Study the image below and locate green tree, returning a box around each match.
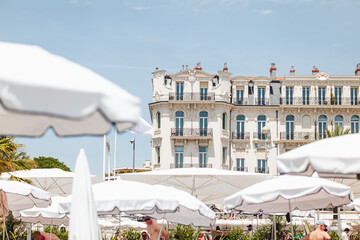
[319,125,350,139]
[34,156,71,172]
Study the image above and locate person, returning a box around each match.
[143,216,169,240]
[341,228,350,240]
[34,231,60,240]
[141,231,149,240]
[33,231,45,240]
[309,220,331,240]
[247,224,253,236]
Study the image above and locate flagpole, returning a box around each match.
[113,127,117,178]
[102,135,106,181]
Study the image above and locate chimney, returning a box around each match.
[312,66,319,75]
[355,63,360,76]
[290,66,295,75]
[270,63,276,78]
[195,62,202,70]
[223,62,228,72]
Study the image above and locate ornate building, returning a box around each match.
[149,63,360,175]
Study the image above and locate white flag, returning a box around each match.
[105,136,111,156]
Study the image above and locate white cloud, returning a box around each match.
[254,9,274,15]
[131,6,150,11]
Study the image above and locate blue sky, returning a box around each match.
[1,0,359,178]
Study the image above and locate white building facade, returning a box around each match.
[149,63,360,175]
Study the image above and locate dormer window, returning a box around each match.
[164,75,172,86]
[212,75,219,86]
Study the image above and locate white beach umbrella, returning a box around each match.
[59,179,216,227]
[0,41,141,136]
[119,168,272,204]
[68,149,101,240]
[0,168,102,196]
[277,133,360,178]
[13,196,68,226]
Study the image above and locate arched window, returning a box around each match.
[351,115,359,133]
[199,111,208,136]
[334,115,343,128]
[302,115,311,129]
[257,115,266,139]
[175,111,184,136]
[236,115,245,139]
[222,113,227,130]
[156,112,161,129]
[286,115,295,140]
[318,115,327,139]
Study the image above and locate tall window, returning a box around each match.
[302,115,311,129]
[156,112,161,129]
[236,115,245,139]
[318,115,327,139]
[257,115,266,139]
[258,87,265,105]
[334,87,342,105]
[176,82,184,100]
[334,115,343,128]
[175,146,183,168]
[257,159,267,173]
[222,147,227,165]
[199,111,208,136]
[236,88,244,103]
[156,147,160,164]
[351,88,358,105]
[302,87,310,105]
[199,147,208,168]
[222,113,227,130]
[351,115,359,133]
[318,87,326,105]
[236,158,245,171]
[200,82,208,100]
[175,111,184,136]
[286,115,295,140]
[286,87,293,105]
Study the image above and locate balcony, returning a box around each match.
[280,97,360,106]
[255,167,269,174]
[235,167,248,172]
[169,92,215,101]
[280,132,315,142]
[253,132,271,140]
[234,99,249,105]
[170,163,213,169]
[231,132,250,140]
[254,98,270,106]
[170,128,213,139]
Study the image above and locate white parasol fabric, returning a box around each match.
[0,41,141,136]
[13,196,68,225]
[277,133,360,178]
[119,168,272,204]
[224,175,353,213]
[128,117,154,137]
[0,180,51,211]
[68,149,101,240]
[0,168,102,196]
[59,179,216,227]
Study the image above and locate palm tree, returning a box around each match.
[319,125,350,139]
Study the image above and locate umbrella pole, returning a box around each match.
[2,216,5,240]
[118,215,121,240]
[273,214,276,240]
[50,225,52,240]
[26,223,31,240]
[157,218,165,240]
[256,214,259,240]
[288,200,294,240]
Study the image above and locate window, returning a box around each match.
[222,113,227,130]
[199,111,208,136]
[257,115,266,139]
[236,115,245,139]
[334,115,343,128]
[156,112,161,129]
[302,87,310,105]
[236,88,244,103]
[258,87,266,105]
[156,147,160,164]
[334,87,342,105]
[302,115,311,129]
[286,87,293,105]
[175,146,183,168]
[176,82,184,100]
[318,115,327,139]
[200,82,208,100]
[351,115,359,133]
[199,147,208,168]
[318,87,326,104]
[222,147,227,165]
[286,115,295,140]
[257,159,267,173]
[351,88,358,105]
[236,158,245,171]
[175,111,184,136]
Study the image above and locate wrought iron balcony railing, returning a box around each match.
[169,92,215,101]
[253,132,271,140]
[170,163,213,169]
[280,132,315,141]
[280,97,360,106]
[234,99,249,105]
[255,167,269,174]
[170,128,213,137]
[254,98,270,105]
[235,167,248,172]
[231,132,250,140]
